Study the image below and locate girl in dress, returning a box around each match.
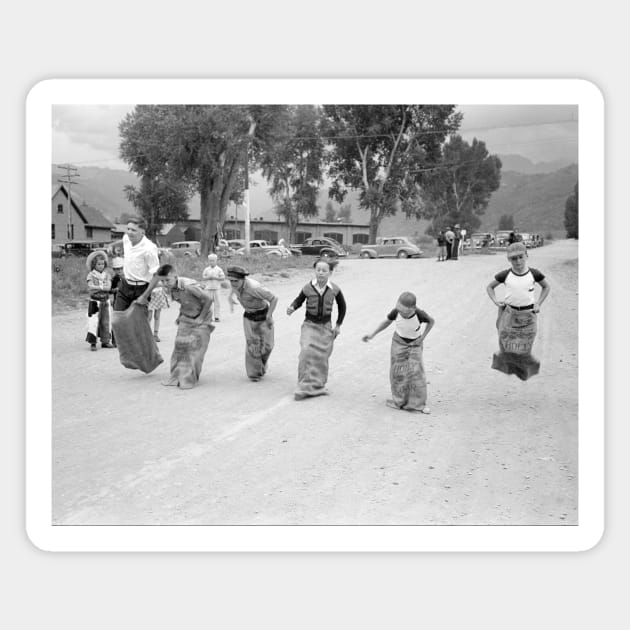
[85,251,114,351]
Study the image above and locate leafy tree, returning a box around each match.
[323,105,461,242]
[420,135,502,235]
[123,174,189,241]
[338,202,353,223]
[564,182,578,238]
[498,213,515,230]
[261,105,324,243]
[324,200,337,222]
[119,105,287,255]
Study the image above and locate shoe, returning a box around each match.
[90,344,97,351]
[153,334,161,342]
[420,407,431,414]
[101,342,114,348]
[214,318,220,322]
[385,399,401,410]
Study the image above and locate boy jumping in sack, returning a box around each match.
[486,242,551,380]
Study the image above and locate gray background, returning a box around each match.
[3,1,624,627]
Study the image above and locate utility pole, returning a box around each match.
[57,164,79,242]
[244,146,250,255]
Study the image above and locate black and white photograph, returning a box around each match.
[27,79,602,551]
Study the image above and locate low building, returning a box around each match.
[51,185,114,244]
[163,218,370,247]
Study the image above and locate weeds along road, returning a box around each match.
[51,240,578,525]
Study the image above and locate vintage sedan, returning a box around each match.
[470,232,495,248]
[292,237,346,258]
[360,236,422,259]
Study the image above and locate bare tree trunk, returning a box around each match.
[199,180,222,256]
[369,211,380,243]
[288,213,298,244]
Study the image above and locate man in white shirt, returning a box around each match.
[112,217,161,311]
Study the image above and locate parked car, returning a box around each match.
[170,241,201,256]
[519,232,539,248]
[360,236,422,259]
[61,240,112,257]
[234,240,290,258]
[227,239,245,250]
[291,237,347,258]
[51,244,67,258]
[469,232,495,248]
[493,230,513,248]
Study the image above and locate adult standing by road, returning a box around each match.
[227,265,278,381]
[451,224,461,260]
[444,226,455,260]
[110,217,163,373]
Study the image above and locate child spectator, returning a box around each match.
[148,282,170,342]
[85,251,114,351]
[363,291,434,413]
[202,253,226,322]
[486,242,551,380]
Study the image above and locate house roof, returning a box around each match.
[52,184,114,229]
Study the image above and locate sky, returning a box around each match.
[51,103,578,171]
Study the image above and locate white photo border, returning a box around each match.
[27,78,604,551]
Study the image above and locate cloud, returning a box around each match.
[457,105,578,163]
[52,105,134,168]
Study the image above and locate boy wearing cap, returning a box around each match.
[486,242,551,380]
[227,265,278,381]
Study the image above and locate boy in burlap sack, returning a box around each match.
[486,242,551,380]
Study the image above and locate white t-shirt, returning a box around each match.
[494,267,545,307]
[386,307,432,341]
[202,265,226,290]
[122,234,160,282]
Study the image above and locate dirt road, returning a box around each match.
[52,240,578,525]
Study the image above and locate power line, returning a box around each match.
[57,164,79,241]
[56,118,578,166]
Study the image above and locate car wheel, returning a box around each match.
[360,251,371,259]
[397,250,409,258]
[321,249,336,258]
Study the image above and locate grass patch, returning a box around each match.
[51,253,318,314]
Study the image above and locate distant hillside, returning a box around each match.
[52,165,139,221]
[478,164,578,236]
[497,154,574,175]
[51,160,577,239]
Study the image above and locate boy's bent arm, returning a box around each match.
[486,280,504,306]
[362,319,392,341]
[535,279,551,312]
[420,316,435,342]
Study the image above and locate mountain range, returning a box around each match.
[52,154,577,239]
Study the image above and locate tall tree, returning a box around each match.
[338,202,353,223]
[123,174,190,242]
[323,200,337,222]
[419,135,502,235]
[119,105,287,255]
[261,105,324,243]
[498,213,515,230]
[564,182,578,238]
[323,105,461,241]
